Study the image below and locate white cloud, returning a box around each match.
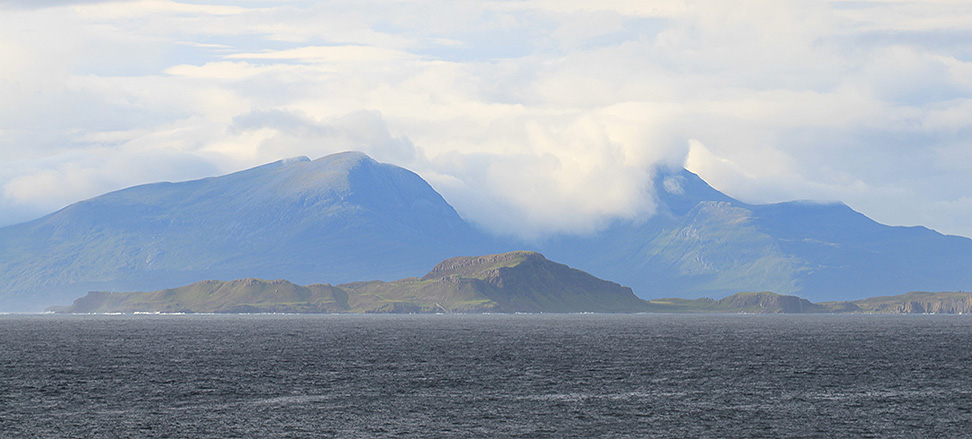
[73,0,247,18]
[1,148,220,225]
[226,45,418,62]
[2,0,972,240]
[0,0,135,10]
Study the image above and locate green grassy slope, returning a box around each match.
[54,278,348,313]
[52,251,653,314]
[649,291,827,313]
[52,249,972,314]
[420,251,654,312]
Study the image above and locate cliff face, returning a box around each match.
[847,292,972,314]
[648,291,972,314]
[422,252,537,280]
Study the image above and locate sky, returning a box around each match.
[1,0,971,240]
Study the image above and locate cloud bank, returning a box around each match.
[2,0,972,239]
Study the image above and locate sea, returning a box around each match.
[2,313,971,438]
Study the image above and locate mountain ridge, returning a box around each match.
[536,166,972,302]
[0,151,504,311]
[4,151,972,311]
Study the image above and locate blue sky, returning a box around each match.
[1,0,971,239]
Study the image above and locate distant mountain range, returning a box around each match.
[51,251,972,315]
[540,167,972,302]
[3,151,972,311]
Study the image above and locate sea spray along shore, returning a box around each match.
[50,251,972,315]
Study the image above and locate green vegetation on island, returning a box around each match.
[48,251,972,315]
[51,252,653,314]
[648,291,827,313]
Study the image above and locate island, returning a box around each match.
[49,251,972,314]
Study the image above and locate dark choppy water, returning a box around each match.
[2,314,971,438]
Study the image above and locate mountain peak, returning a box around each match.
[307,151,377,172]
[0,151,499,311]
[652,167,736,216]
[313,150,372,162]
[423,251,544,280]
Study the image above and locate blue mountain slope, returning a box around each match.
[2,153,970,310]
[538,167,972,301]
[0,152,503,311]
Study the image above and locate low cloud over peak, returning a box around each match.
[2,1,972,239]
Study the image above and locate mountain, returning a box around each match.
[50,251,652,314]
[4,151,972,311]
[0,152,504,311]
[537,167,972,302]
